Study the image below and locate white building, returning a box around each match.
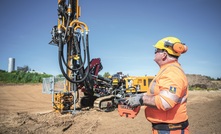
[8,57,15,72]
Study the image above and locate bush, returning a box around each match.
[0,71,52,84]
[189,84,218,91]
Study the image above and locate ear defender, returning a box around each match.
[164,41,188,54]
[173,43,188,54]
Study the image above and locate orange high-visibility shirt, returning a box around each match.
[145,61,188,124]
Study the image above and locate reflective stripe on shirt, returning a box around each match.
[159,90,187,110]
[150,80,156,94]
[159,95,172,110]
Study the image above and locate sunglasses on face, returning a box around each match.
[155,49,164,54]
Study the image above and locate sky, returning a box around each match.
[0,0,221,79]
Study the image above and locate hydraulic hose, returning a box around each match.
[60,33,86,71]
[63,14,70,40]
[97,75,111,83]
[58,33,90,83]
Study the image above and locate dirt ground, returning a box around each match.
[0,84,221,134]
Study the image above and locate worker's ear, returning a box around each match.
[162,51,167,61]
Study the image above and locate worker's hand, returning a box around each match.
[125,94,143,108]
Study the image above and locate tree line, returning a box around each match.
[0,70,52,83]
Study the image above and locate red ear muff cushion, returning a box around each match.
[173,43,188,54]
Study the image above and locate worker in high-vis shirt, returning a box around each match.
[125,36,189,134]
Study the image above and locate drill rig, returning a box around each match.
[48,0,154,114]
[48,0,118,113]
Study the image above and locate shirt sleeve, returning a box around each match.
[154,66,186,111]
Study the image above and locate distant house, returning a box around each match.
[28,70,45,74]
[17,66,30,72]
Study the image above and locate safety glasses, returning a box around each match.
[155,49,164,54]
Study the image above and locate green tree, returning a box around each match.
[103,72,111,78]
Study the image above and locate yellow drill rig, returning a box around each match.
[45,0,154,114]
